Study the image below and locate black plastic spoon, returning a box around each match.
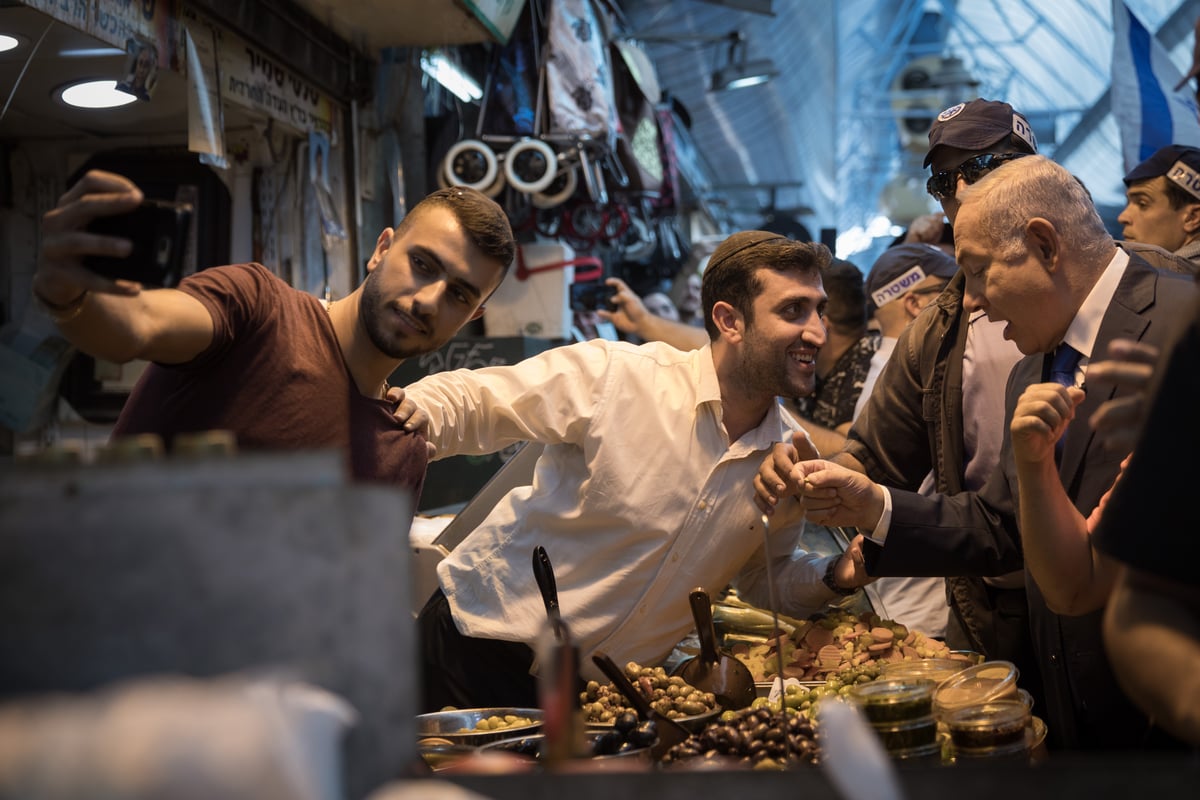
[533,545,569,642]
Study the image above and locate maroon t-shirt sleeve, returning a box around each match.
[175,263,277,369]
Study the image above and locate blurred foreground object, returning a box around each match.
[0,676,354,800]
[0,450,419,798]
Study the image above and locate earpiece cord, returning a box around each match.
[0,18,54,125]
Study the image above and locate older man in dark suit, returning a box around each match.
[782,154,1197,752]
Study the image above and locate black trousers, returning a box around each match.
[416,587,540,713]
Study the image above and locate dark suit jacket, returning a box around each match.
[862,253,1198,751]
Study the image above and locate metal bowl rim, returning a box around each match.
[415,707,544,742]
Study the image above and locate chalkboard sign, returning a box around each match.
[389,336,557,511]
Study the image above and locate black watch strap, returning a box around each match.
[822,556,857,596]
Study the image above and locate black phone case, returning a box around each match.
[84,200,193,287]
[569,281,616,312]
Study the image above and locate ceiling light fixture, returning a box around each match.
[628,29,778,93]
[712,58,779,91]
[420,50,482,103]
[59,79,139,109]
[928,55,979,93]
[0,34,20,54]
[711,33,778,92]
[58,46,126,58]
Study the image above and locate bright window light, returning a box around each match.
[837,215,895,257]
[60,79,139,109]
[0,34,19,53]
[420,51,482,103]
[58,47,126,58]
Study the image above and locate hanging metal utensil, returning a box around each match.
[671,587,756,710]
[760,513,788,696]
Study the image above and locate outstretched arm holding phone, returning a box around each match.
[32,170,214,365]
[599,276,709,351]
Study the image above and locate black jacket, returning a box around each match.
[865,252,1198,750]
[844,269,1024,662]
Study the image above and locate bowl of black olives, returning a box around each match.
[589,710,659,757]
[480,713,657,763]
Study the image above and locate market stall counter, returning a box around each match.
[381,753,1200,800]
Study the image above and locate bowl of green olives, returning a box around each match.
[415,707,542,745]
[580,665,721,733]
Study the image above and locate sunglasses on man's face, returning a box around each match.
[925,152,1030,202]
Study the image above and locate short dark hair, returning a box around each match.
[1153,177,1200,211]
[821,258,868,333]
[401,186,516,273]
[701,232,832,339]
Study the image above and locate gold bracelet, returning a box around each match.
[33,286,90,324]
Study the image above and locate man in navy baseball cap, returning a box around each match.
[1119,144,1200,265]
[923,98,1039,221]
[866,242,959,313]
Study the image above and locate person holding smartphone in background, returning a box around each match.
[31,169,515,493]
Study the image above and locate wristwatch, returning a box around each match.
[822,556,857,596]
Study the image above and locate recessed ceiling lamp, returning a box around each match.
[0,34,20,53]
[420,50,482,103]
[60,79,139,109]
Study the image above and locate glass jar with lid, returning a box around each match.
[943,698,1031,762]
[848,677,936,725]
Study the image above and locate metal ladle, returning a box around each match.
[670,587,756,710]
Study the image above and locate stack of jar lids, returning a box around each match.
[847,677,942,763]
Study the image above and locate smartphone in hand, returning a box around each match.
[84,199,193,287]
[569,281,616,313]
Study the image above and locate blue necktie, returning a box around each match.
[1048,343,1081,388]
[1048,343,1082,461]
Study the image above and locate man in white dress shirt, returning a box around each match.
[401,231,873,712]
